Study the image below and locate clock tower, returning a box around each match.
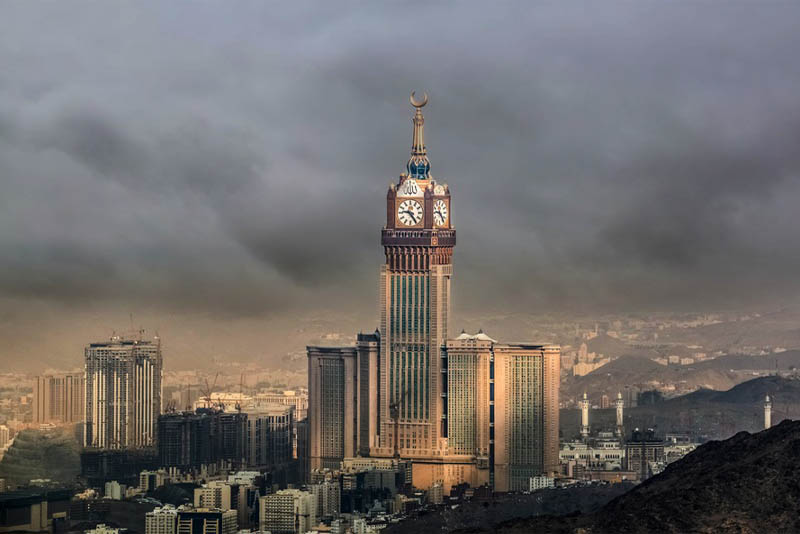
[375,92,455,460]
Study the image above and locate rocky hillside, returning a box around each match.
[0,427,80,486]
[485,419,800,533]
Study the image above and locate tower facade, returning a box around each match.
[306,346,358,472]
[84,335,162,449]
[615,392,624,438]
[375,93,455,460]
[580,393,590,439]
[442,333,560,492]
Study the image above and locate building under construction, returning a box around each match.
[84,333,163,449]
[157,409,247,471]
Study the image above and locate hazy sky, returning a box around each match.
[2,1,800,340]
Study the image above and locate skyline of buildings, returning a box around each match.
[306,95,560,493]
[0,97,794,534]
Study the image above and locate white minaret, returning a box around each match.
[764,394,772,430]
[615,391,625,438]
[580,392,590,438]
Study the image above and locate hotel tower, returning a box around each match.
[375,92,454,460]
[307,94,559,491]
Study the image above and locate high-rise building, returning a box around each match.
[176,508,237,534]
[0,425,9,450]
[443,333,560,492]
[242,404,293,469]
[310,479,340,519]
[375,93,454,463]
[356,332,380,456]
[145,505,178,534]
[259,489,317,534]
[307,332,382,474]
[84,335,162,449]
[306,346,357,472]
[32,374,85,424]
[157,410,247,470]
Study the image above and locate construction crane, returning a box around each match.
[236,373,245,413]
[198,372,220,409]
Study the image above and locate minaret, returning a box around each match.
[580,393,590,439]
[615,391,624,438]
[764,395,772,430]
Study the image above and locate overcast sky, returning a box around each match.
[2,1,800,336]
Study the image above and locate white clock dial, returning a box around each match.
[433,199,448,225]
[397,199,423,226]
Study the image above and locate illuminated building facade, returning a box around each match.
[443,332,560,492]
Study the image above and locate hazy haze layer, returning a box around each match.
[2,2,800,368]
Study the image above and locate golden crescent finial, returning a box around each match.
[410,91,428,108]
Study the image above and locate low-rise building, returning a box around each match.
[146,505,178,534]
[529,475,555,491]
[176,508,237,534]
[85,524,125,534]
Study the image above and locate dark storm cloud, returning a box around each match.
[1,1,800,317]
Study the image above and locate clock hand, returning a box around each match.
[404,210,418,223]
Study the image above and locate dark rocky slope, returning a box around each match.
[482,419,800,533]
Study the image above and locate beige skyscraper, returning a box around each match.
[306,346,357,472]
[443,333,560,493]
[492,342,560,492]
[306,332,380,476]
[33,374,85,424]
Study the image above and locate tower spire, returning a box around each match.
[407,91,431,178]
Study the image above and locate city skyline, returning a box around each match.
[3,4,800,533]
[3,3,800,372]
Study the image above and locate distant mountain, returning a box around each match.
[656,307,800,353]
[705,374,800,404]
[486,419,800,533]
[562,352,800,402]
[586,333,658,359]
[561,376,800,441]
[694,350,800,372]
[563,355,742,400]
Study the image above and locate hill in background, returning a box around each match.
[561,375,800,441]
[486,419,800,533]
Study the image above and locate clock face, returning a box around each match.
[433,199,448,226]
[397,199,423,226]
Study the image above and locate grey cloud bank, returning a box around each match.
[1,1,800,325]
